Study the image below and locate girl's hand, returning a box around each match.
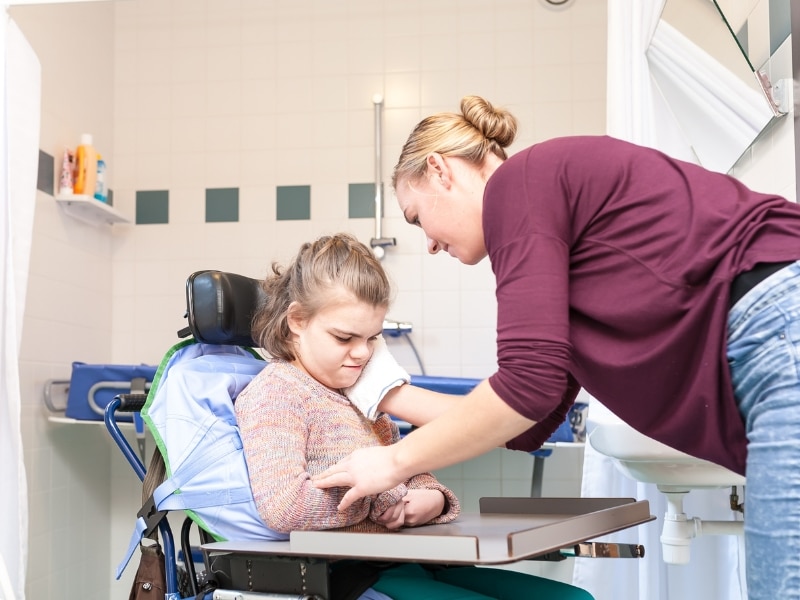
[375,501,406,530]
[402,489,445,527]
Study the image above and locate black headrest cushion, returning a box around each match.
[181,270,264,346]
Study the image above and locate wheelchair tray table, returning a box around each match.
[203,497,654,565]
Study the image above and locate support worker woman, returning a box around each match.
[314,96,800,600]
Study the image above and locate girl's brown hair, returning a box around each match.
[252,233,391,360]
[392,95,518,189]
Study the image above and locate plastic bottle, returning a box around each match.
[94,155,107,203]
[58,147,74,195]
[73,133,98,197]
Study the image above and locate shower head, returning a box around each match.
[539,0,575,9]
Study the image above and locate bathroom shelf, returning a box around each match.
[55,193,130,225]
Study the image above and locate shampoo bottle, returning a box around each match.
[73,133,98,197]
[94,156,107,203]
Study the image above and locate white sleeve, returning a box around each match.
[344,335,410,421]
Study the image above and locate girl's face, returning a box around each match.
[287,291,387,391]
[395,154,495,265]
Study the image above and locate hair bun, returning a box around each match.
[460,95,517,148]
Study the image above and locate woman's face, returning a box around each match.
[395,154,492,265]
[287,291,387,391]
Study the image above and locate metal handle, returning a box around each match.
[567,542,645,559]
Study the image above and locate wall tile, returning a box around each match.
[311,147,349,184]
[206,115,242,151]
[276,185,311,220]
[768,0,791,55]
[38,149,54,195]
[136,190,169,224]
[422,290,462,329]
[204,150,242,188]
[205,187,240,222]
[311,182,346,221]
[239,150,277,188]
[461,479,502,512]
[736,20,750,59]
[348,182,376,218]
[171,45,208,84]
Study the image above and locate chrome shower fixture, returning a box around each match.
[370,93,396,260]
[382,319,413,337]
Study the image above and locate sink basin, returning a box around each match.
[589,421,745,489]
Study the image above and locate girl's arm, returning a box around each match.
[237,381,377,533]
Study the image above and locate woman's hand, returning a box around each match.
[313,444,405,511]
[314,380,536,511]
[402,489,445,526]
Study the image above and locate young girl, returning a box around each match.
[235,233,593,600]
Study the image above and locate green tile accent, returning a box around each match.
[348,183,383,218]
[136,190,169,225]
[736,21,749,60]
[206,187,240,223]
[769,0,790,55]
[276,185,311,220]
[38,149,54,196]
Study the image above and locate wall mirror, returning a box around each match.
[647,0,783,173]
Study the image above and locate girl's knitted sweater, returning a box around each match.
[235,360,460,534]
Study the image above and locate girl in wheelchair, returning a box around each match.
[235,232,593,600]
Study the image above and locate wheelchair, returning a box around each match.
[106,270,653,600]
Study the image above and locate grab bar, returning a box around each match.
[370,93,396,259]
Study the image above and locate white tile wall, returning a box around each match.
[11,0,795,599]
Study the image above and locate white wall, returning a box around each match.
[105,0,609,370]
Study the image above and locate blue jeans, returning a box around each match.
[727,260,800,600]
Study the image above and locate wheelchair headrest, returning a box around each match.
[178,270,265,347]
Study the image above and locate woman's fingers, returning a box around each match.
[312,469,353,489]
[313,445,404,511]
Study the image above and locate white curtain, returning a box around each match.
[572,0,747,598]
[0,11,40,600]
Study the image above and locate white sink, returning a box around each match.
[589,421,746,489]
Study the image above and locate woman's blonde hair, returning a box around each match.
[392,95,518,189]
[252,233,391,360]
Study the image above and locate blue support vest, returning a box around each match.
[117,340,283,578]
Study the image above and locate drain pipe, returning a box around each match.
[370,94,396,260]
[659,487,744,565]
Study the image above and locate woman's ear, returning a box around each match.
[426,153,452,188]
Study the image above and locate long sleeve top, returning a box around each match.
[235,360,460,534]
[488,136,800,475]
